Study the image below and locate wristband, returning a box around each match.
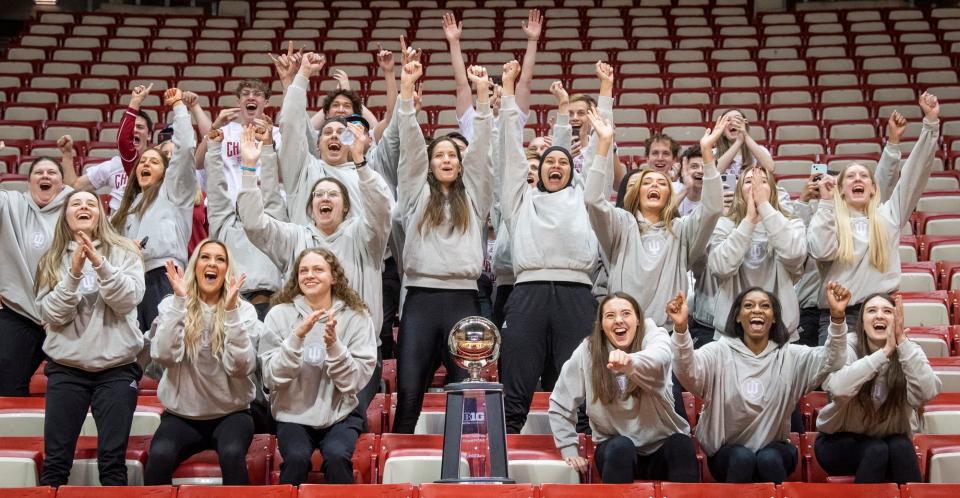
[241,166,258,172]
[168,99,182,106]
[355,160,367,168]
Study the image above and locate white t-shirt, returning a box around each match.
[213,122,283,201]
[84,156,126,211]
[713,144,771,177]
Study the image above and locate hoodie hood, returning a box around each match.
[292,294,345,320]
[537,146,575,192]
[30,185,74,213]
[719,334,779,360]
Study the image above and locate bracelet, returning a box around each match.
[240,166,257,172]
[355,160,367,168]
[168,99,182,106]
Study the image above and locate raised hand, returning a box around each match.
[585,107,613,142]
[886,110,907,144]
[894,294,908,344]
[751,168,771,209]
[800,173,820,202]
[501,60,521,86]
[181,91,200,110]
[491,84,503,116]
[700,115,729,150]
[295,309,326,339]
[163,87,183,107]
[399,35,422,65]
[818,174,837,201]
[76,230,102,268]
[521,9,543,40]
[745,178,759,223]
[442,12,462,43]
[347,122,369,162]
[323,311,338,348]
[164,260,187,298]
[919,91,939,121]
[549,81,569,105]
[332,69,351,91]
[130,83,153,109]
[207,128,224,142]
[298,52,326,78]
[665,292,689,333]
[239,124,263,167]
[825,281,851,321]
[607,349,633,374]
[212,108,241,129]
[224,272,246,311]
[57,135,75,156]
[413,82,423,114]
[69,234,88,278]
[269,41,300,87]
[400,60,423,97]
[376,44,395,73]
[252,116,274,145]
[595,61,615,85]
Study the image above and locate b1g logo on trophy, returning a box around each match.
[437,316,514,484]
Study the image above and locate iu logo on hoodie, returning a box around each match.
[30,231,46,249]
[742,378,764,402]
[303,343,326,366]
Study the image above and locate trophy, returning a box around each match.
[437,317,513,484]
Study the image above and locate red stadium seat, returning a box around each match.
[799,391,828,432]
[378,433,482,484]
[539,483,656,497]
[699,433,802,483]
[506,434,583,484]
[367,393,387,435]
[418,483,536,498]
[901,483,960,497]
[942,263,960,292]
[298,483,414,498]
[269,432,377,484]
[658,482,777,497]
[172,433,273,485]
[381,359,396,394]
[914,433,960,481]
[177,485,296,498]
[779,482,899,497]
[681,391,703,430]
[0,488,54,498]
[54,486,176,498]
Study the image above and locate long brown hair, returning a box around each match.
[418,137,470,235]
[35,190,140,294]
[728,165,791,225]
[715,109,754,169]
[854,293,908,428]
[272,248,368,314]
[621,169,680,236]
[589,292,646,405]
[111,147,169,232]
[182,239,233,362]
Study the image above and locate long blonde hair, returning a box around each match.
[35,190,141,294]
[182,239,233,362]
[272,248,368,314]
[728,166,791,225]
[111,147,169,232]
[621,169,679,235]
[834,163,888,270]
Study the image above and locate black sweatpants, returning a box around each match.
[688,317,716,350]
[392,287,477,433]
[491,283,514,329]
[797,307,820,348]
[0,306,46,396]
[275,410,364,485]
[355,354,383,433]
[500,282,596,434]
[144,410,254,485]
[817,303,862,346]
[379,257,401,360]
[595,433,700,483]
[707,441,797,484]
[41,361,141,487]
[138,267,172,332]
[815,431,920,484]
[477,274,494,321]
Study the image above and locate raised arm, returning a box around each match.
[442,13,473,117]
[498,60,526,232]
[807,175,840,261]
[396,60,428,218]
[668,292,717,398]
[462,65,495,221]
[203,131,232,237]
[346,122,393,256]
[795,282,851,391]
[875,111,906,202]
[279,52,326,199]
[884,93,940,228]
[162,88,199,207]
[57,135,78,187]
[372,47,398,143]
[120,83,152,175]
[741,125,774,172]
[256,125,287,221]
[678,126,724,266]
[581,107,625,258]
[550,81,572,150]
[619,323,674,392]
[515,9,542,116]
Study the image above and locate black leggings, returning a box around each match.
[595,433,700,483]
[707,441,797,484]
[0,306,46,396]
[392,287,477,433]
[500,282,596,433]
[276,410,364,485]
[144,410,254,485]
[379,256,401,360]
[815,432,920,484]
[138,267,172,332]
[41,361,141,487]
[491,283,513,329]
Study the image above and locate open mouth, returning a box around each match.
[328,143,342,152]
[318,205,333,214]
[440,165,454,173]
[749,317,765,330]
[852,185,865,195]
[244,102,258,112]
[548,171,562,181]
[203,271,217,282]
[692,173,703,181]
[526,176,535,185]
[647,190,661,200]
[613,327,628,339]
[872,321,888,331]
[76,212,91,221]
[133,137,141,146]
[39,181,52,191]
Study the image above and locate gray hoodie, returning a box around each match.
[397,97,493,289]
[116,104,196,272]
[817,336,940,437]
[0,186,73,323]
[585,155,723,326]
[549,319,690,458]
[150,295,260,419]
[807,118,938,308]
[205,141,283,295]
[37,241,145,371]
[237,165,392,334]
[259,295,377,428]
[672,321,847,456]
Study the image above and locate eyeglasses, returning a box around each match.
[312,190,342,199]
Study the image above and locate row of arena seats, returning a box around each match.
[2,482,960,498]
[4,431,960,487]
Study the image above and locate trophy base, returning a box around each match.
[435,477,516,484]
[445,381,503,392]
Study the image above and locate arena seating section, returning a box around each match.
[1,0,960,494]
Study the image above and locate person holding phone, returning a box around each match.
[259,248,377,485]
[808,93,940,341]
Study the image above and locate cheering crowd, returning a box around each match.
[0,9,945,489]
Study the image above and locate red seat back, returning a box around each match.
[177,484,295,498]
[779,482,899,497]
[55,486,176,498]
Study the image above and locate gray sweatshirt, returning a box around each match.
[397,97,493,289]
[807,118,938,308]
[549,319,691,458]
[0,186,74,323]
[259,295,377,428]
[150,295,260,419]
[116,104,196,272]
[585,155,723,326]
[672,321,847,456]
[490,108,516,286]
[817,336,941,437]
[237,165,392,334]
[280,74,370,227]
[205,141,283,295]
[701,204,807,339]
[501,96,598,285]
[37,241,145,371]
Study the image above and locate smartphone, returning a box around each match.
[721,174,737,190]
[811,163,828,180]
[139,236,149,249]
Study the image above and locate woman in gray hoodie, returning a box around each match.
[0,156,73,396]
[34,189,145,487]
[670,282,850,483]
[145,240,261,485]
[815,293,940,483]
[392,61,494,433]
[259,248,377,485]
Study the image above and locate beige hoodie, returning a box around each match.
[672,321,847,456]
